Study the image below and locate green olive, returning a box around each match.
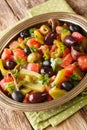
[40,25,51,35]
[27,52,40,63]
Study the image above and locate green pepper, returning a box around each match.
[54,40,66,57]
[4,82,15,93]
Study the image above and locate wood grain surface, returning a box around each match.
[0,0,87,130]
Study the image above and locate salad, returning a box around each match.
[0,18,87,103]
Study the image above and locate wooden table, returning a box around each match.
[0,0,87,130]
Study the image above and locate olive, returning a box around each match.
[29,92,47,103]
[20,29,30,38]
[24,46,31,55]
[69,24,81,32]
[45,32,56,45]
[61,81,74,91]
[64,35,77,47]
[40,67,54,77]
[5,59,17,70]
[42,60,51,67]
[11,90,24,102]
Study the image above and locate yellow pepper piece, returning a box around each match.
[22,82,45,92]
[40,25,51,35]
[49,87,67,99]
[53,69,66,87]
[0,59,9,76]
[54,40,66,57]
[61,28,71,42]
[34,30,44,44]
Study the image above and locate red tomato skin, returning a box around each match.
[41,45,50,54]
[72,32,84,42]
[1,48,13,60]
[18,37,23,42]
[0,77,13,90]
[50,45,57,52]
[13,48,27,61]
[65,64,76,77]
[63,48,71,57]
[27,38,40,48]
[78,55,87,71]
[61,53,74,68]
[27,63,40,73]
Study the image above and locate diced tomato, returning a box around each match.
[72,32,84,42]
[9,41,18,49]
[50,45,57,52]
[27,63,40,73]
[65,63,76,77]
[18,37,23,42]
[78,55,87,71]
[27,38,40,48]
[0,76,13,90]
[13,48,27,61]
[1,48,13,60]
[61,53,74,68]
[41,45,50,54]
[63,47,71,57]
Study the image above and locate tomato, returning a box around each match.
[0,76,13,90]
[41,45,50,54]
[50,45,57,52]
[65,63,76,77]
[72,32,84,42]
[1,48,13,60]
[78,55,87,71]
[27,38,40,48]
[27,63,40,73]
[18,37,23,42]
[13,48,27,61]
[61,53,74,68]
[63,47,71,57]
[9,41,18,49]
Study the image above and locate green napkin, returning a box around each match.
[0,0,87,130]
[28,0,75,17]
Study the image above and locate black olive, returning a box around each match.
[5,59,17,70]
[64,35,77,47]
[11,90,24,102]
[42,60,51,67]
[69,24,81,32]
[45,32,56,45]
[24,46,31,55]
[29,92,47,103]
[61,81,74,91]
[40,67,54,77]
[20,29,30,38]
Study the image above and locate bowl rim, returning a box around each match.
[0,12,87,112]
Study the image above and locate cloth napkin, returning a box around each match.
[0,0,87,130]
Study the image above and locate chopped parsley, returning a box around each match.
[29,46,36,52]
[38,74,50,85]
[70,74,79,86]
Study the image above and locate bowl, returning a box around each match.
[0,12,87,112]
